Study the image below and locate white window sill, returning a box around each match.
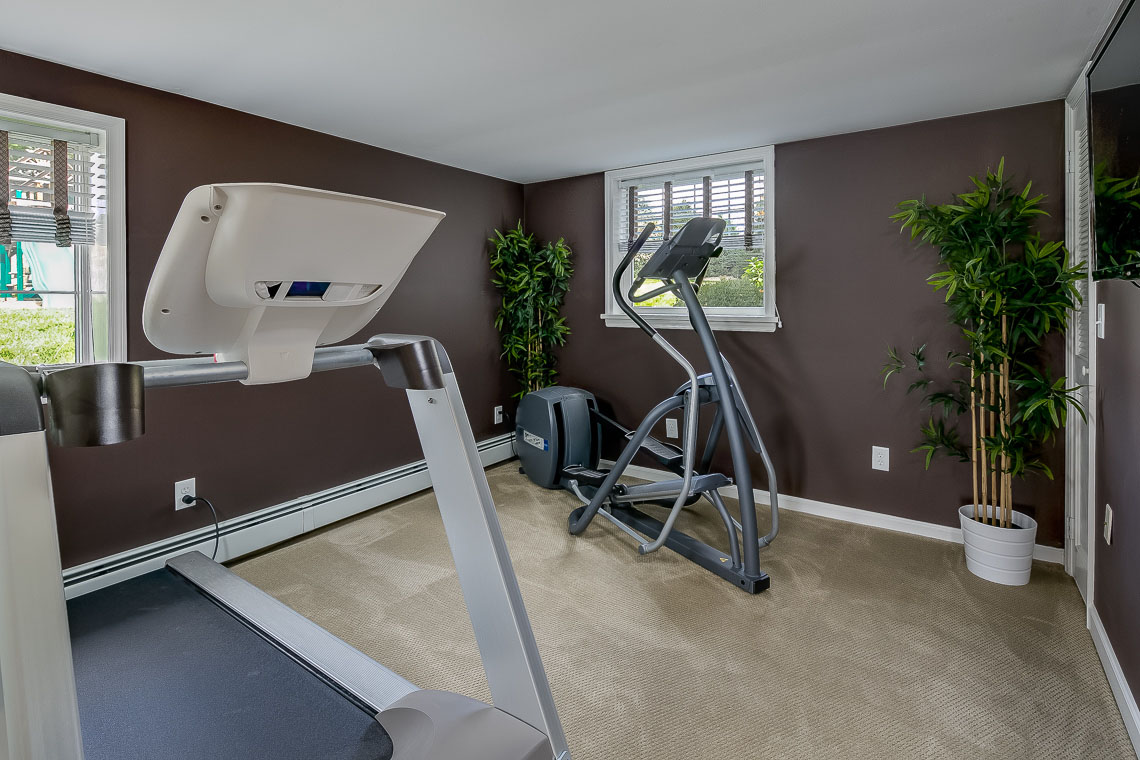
[600,312,779,333]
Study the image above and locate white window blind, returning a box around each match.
[616,160,766,255]
[2,127,103,246]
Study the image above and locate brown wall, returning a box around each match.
[1,50,520,567]
[1092,83,1140,700]
[0,50,1074,567]
[523,101,1068,545]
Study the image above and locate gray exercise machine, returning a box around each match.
[515,218,779,593]
[0,183,570,760]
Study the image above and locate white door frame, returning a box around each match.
[1064,67,1097,611]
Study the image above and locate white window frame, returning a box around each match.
[0,93,127,363]
[602,146,778,333]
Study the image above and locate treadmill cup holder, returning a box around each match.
[44,363,145,447]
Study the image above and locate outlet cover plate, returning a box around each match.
[175,477,196,511]
[494,405,504,425]
[665,418,679,439]
[872,446,889,472]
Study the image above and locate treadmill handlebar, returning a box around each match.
[25,337,456,393]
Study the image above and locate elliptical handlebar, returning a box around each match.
[615,222,656,280]
[612,223,659,337]
[619,224,683,305]
[578,222,702,547]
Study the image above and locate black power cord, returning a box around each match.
[182,495,221,560]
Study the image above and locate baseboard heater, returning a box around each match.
[63,433,515,598]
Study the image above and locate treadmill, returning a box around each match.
[67,559,399,759]
[0,183,571,760]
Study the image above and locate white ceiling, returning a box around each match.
[0,0,1119,183]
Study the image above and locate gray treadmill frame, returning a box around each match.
[0,335,570,760]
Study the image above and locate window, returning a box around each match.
[1,94,125,365]
[603,146,778,332]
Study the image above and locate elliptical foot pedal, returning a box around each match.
[636,435,684,468]
[561,465,610,489]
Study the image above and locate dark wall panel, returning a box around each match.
[1091,83,1140,177]
[1092,80,1140,697]
[1095,279,1140,694]
[1,50,519,567]
[524,101,1067,546]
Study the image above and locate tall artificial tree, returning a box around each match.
[489,222,574,398]
[884,159,1085,528]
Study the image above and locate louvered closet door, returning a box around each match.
[1065,76,1094,600]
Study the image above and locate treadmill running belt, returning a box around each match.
[67,569,394,760]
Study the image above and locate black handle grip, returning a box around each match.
[612,223,659,336]
[613,223,656,286]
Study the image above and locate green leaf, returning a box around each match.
[907,378,933,394]
[881,345,906,388]
[910,443,935,469]
[910,344,927,369]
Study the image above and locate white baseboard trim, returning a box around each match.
[1089,606,1140,755]
[608,462,1065,565]
[62,433,516,599]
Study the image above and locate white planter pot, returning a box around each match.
[958,505,1038,586]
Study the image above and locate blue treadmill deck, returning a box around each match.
[67,568,394,760]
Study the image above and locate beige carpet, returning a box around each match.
[233,464,1134,759]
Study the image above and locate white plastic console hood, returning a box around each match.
[143,183,445,383]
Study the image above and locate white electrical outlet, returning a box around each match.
[665,418,679,439]
[872,446,889,472]
[174,477,196,510]
[493,405,504,425]
[1105,503,1114,545]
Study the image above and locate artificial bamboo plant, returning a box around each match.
[883,159,1085,529]
[489,222,574,398]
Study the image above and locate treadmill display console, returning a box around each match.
[286,280,332,298]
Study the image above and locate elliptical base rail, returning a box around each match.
[568,503,770,594]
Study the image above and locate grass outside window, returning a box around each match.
[0,307,76,365]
